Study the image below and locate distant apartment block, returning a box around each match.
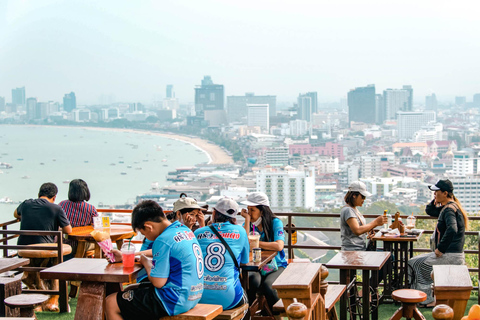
[73,109,91,122]
[347,85,376,125]
[387,166,424,179]
[262,147,290,166]
[384,88,410,120]
[413,123,443,142]
[474,93,480,108]
[289,142,344,161]
[26,97,37,120]
[397,111,436,141]
[289,119,308,136]
[256,167,316,210]
[163,98,179,110]
[449,175,480,214]
[426,140,457,155]
[194,76,224,117]
[297,92,317,122]
[361,176,419,197]
[360,155,382,178]
[0,96,5,111]
[247,104,269,131]
[451,150,480,176]
[166,84,174,98]
[12,87,25,107]
[227,93,276,123]
[63,92,77,112]
[316,157,339,174]
[455,96,466,106]
[392,142,428,154]
[425,93,438,110]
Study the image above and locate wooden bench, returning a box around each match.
[432,265,472,320]
[214,303,248,320]
[272,263,324,320]
[160,304,223,320]
[273,284,346,320]
[4,293,49,320]
[0,228,70,313]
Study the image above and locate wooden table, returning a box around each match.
[325,251,391,320]
[272,263,324,320]
[433,265,472,320]
[68,224,136,258]
[0,258,30,273]
[372,232,422,299]
[40,258,143,320]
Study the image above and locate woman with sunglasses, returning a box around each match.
[340,181,387,251]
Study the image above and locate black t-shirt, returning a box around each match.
[16,198,71,245]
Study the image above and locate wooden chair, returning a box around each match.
[390,289,427,320]
[4,293,48,320]
[160,304,223,320]
[0,229,70,313]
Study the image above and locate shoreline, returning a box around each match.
[14,124,234,165]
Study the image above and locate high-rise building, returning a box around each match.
[375,94,384,124]
[403,85,413,111]
[226,93,276,123]
[384,88,410,120]
[449,175,480,213]
[194,76,224,117]
[455,96,466,106]
[397,111,436,141]
[473,93,480,108]
[12,87,25,107]
[289,119,308,136]
[26,97,38,121]
[256,167,316,210]
[247,104,269,130]
[63,92,77,112]
[297,92,317,122]
[360,155,382,178]
[451,150,478,176]
[166,85,174,98]
[0,96,5,112]
[347,85,376,125]
[425,93,438,110]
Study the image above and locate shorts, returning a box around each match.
[116,283,169,320]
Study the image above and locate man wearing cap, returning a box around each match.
[171,197,206,231]
[194,197,249,314]
[408,179,468,306]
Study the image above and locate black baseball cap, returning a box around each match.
[428,179,454,193]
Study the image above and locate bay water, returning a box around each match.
[0,125,208,221]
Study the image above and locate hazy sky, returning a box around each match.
[1,0,479,105]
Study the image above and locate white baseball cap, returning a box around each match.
[348,181,372,197]
[173,197,203,212]
[214,197,239,218]
[241,192,270,207]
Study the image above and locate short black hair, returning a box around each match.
[131,200,165,231]
[213,209,236,224]
[68,179,91,202]
[38,183,58,199]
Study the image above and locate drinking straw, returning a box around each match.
[128,236,134,250]
[253,225,255,234]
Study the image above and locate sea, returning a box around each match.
[0,125,209,222]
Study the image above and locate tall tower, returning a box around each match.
[402,85,413,111]
[12,87,25,107]
[166,85,174,98]
[63,92,77,112]
[26,97,38,120]
[384,88,410,120]
[194,76,224,117]
[425,93,438,111]
[297,92,318,122]
[347,85,376,126]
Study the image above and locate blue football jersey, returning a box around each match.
[194,222,249,309]
[253,218,288,268]
[151,221,204,315]
[136,238,154,282]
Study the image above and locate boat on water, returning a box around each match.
[0,197,13,204]
[162,159,167,162]
[0,162,12,169]
[21,176,30,179]
[121,172,127,175]
[17,158,23,161]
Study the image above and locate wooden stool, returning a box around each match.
[18,243,72,312]
[160,303,223,320]
[0,273,23,317]
[215,303,248,320]
[390,289,427,320]
[4,294,49,320]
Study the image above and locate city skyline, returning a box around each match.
[1,0,479,105]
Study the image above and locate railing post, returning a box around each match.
[288,215,293,259]
[2,224,6,257]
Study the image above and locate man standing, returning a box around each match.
[14,182,72,245]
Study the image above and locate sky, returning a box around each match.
[1,0,479,105]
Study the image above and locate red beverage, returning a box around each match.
[122,252,135,268]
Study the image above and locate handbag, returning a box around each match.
[208,226,240,272]
[260,257,278,276]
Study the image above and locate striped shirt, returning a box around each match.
[59,200,98,227]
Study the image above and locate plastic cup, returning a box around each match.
[121,243,136,268]
[248,232,260,251]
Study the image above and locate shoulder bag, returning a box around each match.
[209,225,240,272]
[351,207,377,251]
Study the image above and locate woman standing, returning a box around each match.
[241,192,288,312]
[409,179,468,306]
[340,181,387,251]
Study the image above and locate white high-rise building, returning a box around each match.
[397,111,436,141]
[414,123,443,142]
[256,167,316,210]
[360,155,382,178]
[289,119,308,136]
[263,147,290,166]
[384,89,410,120]
[247,104,269,131]
[449,175,480,214]
[317,157,339,173]
[451,150,480,176]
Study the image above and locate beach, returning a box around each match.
[44,125,234,165]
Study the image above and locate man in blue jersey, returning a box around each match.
[194,197,249,315]
[105,200,204,320]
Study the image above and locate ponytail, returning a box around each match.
[450,193,469,230]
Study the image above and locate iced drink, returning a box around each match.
[248,232,260,251]
[121,244,136,268]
